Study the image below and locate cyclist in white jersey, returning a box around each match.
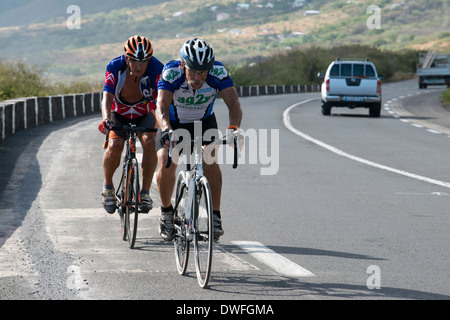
[155,38,242,241]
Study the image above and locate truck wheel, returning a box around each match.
[369,103,381,118]
[321,102,331,116]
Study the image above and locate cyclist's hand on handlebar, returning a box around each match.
[98,119,110,135]
[226,125,244,149]
[160,128,174,150]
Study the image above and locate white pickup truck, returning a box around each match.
[318,58,382,117]
[417,51,450,89]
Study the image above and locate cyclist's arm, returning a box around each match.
[101,91,114,121]
[156,89,174,131]
[220,86,242,128]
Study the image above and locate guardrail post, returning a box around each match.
[93,92,101,113]
[64,95,74,118]
[259,85,266,95]
[25,98,36,129]
[0,106,4,142]
[14,101,25,133]
[2,104,13,139]
[51,96,63,121]
[84,93,92,114]
[37,97,50,125]
[75,94,83,116]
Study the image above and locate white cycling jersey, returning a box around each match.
[157,59,234,124]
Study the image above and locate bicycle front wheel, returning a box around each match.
[193,176,213,288]
[174,171,189,275]
[125,159,139,249]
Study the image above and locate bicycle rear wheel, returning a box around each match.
[125,159,139,249]
[193,176,213,288]
[174,171,189,275]
[118,166,127,241]
[118,192,127,241]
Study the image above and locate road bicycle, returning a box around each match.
[104,123,156,249]
[166,129,240,288]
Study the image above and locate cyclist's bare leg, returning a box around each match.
[102,137,124,213]
[156,147,177,208]
[139,132,157,191]
[103,137,125,186]
[202,145,221,211]
[156,147,177,240]
[203,162,222,211]
[203,147,224,238]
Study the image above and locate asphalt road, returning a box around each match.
[1,79,449,302]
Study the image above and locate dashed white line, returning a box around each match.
[232,241,315,278]
[385,89,448,136]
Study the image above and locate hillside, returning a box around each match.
[0,0,448,84]
[0,0,168,27]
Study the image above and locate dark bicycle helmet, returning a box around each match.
[124,35,153,61]
[180,38,215,71]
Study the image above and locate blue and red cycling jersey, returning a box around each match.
[103,55,164,119]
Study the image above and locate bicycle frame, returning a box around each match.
[173,136,204,239]
[170,130,240,287]
[103,123,156,248]
[115,125,139,212]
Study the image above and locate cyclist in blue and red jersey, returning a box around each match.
[155,38,242,241]
[99,35,164,214]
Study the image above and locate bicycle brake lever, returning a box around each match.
[233,135,238,169]
[102,120,112,149]
[166,132,173,168]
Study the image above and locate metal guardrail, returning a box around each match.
[0,92,102,142]
[0,84,321,143]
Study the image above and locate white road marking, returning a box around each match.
[231,241,315,277]
[396,192,449,196]
[215,245,260,271]
[44,209,260,273]
[283,99,450,189]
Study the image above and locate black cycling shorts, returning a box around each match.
[155,114,219,153]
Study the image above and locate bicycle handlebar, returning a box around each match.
[103,122,157,149]
[165,135,239,169]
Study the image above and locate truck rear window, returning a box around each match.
[330,63,377,78]
[330,64,340,76]
[365,65,376,77]
[353,64,364,77]
[341,64,352,77]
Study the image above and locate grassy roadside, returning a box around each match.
[0,60,101,102]
[442,88,450,107]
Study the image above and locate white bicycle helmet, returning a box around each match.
[180,38,215,71]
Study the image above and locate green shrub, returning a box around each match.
[229,45,418,86]
[0,59,100,101]
[0,60,49,100]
